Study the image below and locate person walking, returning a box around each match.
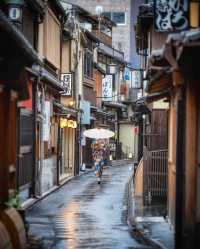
[92,142,104,184]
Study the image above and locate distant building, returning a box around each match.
[62,0,141,68]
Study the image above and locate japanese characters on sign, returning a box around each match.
[109,142,116,152]
[43,101,51,141]
[154,0,189,31]
[61,73,72,96]
[102,75,113,101]
[60,118,77,129]
[131,70,142,88]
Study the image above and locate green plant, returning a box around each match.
[6,191,21,208]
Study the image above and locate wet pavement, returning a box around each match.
[27,164,153,249]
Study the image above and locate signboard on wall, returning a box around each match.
[102,75,113,101]
[131,70,142,88]
[60,118,77,129]
[154,0,189,31]
[61,73,72,96]
[43,101,50,141]
[80,100,91,125]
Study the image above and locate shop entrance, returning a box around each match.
[17,108,33,201]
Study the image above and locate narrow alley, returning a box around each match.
[27,164,151,249]
[1,1,200,248]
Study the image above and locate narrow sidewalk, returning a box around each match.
[127,177,174,249]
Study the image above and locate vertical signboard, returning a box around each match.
[43,101,51,141]
[102,75,113,101]
[80,100,91,125]
[61,73,72,96]
[131,70,142,88]
[154,0,189,31]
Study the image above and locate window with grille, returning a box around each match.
[84,50,93,79]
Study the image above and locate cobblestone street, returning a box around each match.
[27,165,152,249]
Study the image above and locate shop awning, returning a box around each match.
[94,62,106,75]
[173,30,200,81]
[146,49,172,96]
[0,10,38,65]
[54,101,78,118]
[98,43,127,64]
[40,68,64,91]
[91,105,115,117]
[146,89,171,103]
[84,29,101,43]
[103,101,127,109]
[0,10,38,99]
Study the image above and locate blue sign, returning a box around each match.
[80,100,91,125]
[124,68,130,81]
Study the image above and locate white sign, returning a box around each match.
[102,75,113,101]
[61,73,72,96]
[43,101,50,141]
[131,70,142,88]
[155,0,189,31]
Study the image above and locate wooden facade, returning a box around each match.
[145,28,200,248]
[44,8,61,69]
[0,2,39,246]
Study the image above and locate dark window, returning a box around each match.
[102,11,126,25]
[102,12,111,20]
[84,50,93,79]
[113,12,126,24]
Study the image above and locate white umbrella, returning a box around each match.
[83,128,115,139]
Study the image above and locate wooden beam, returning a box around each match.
[0,87,10,204]
[185,81,198,228]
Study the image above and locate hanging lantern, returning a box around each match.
[4,0,24,28]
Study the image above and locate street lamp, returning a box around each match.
[95,5,103,35]
[4,0,24,28]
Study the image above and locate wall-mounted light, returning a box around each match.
[4,0,24,28]
[69,100,75,107]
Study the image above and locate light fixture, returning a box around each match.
[4,0,24,28]
[69,100,75,107]
[95,5,103,17]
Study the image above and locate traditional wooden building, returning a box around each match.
[35,0,68,195]
[133,2,169,205]
[138,1,200,248]
[16,0,44,202]
[146,29,200,249]
[0,5,38,248]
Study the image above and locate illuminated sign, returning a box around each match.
[60,118,77,129]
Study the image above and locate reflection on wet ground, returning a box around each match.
[27,165,152,249]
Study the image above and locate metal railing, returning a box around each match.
[143,146,168,204]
